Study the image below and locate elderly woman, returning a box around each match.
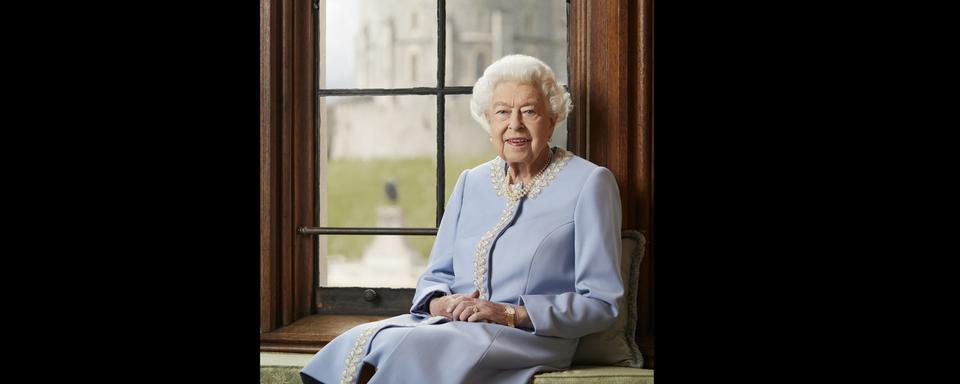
[300,54,623,384]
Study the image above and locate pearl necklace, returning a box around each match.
[504,149,553,201]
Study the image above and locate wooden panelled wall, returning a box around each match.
[569,0,654,369]
[260,0,316,333]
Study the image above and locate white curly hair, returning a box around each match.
[469,54,572,133]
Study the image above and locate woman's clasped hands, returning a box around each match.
[429,290,506,324]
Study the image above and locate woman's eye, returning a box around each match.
[522,110,537,116]
[495,110,509,115]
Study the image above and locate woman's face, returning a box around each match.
[487,81,556,166]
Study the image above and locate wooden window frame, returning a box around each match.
[260,0,654,369]
[260,0,316,336]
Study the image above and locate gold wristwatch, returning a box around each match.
[504,305,516,328]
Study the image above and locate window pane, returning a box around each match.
[444,94,496,202]
[321,235,435,288]
[444,94,568,202]
[322,95,437,228]
[324,0,438,88]
[444,0,568,87]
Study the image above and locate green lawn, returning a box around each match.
[326,153,494,261]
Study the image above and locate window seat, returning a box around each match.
[533,366,654,383]
[260,232,652,382]
[261,353,654,383]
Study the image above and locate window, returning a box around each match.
[475,51,486,80]
[411,54,418,82]
[306,0,570,297]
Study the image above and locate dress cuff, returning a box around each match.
[410,289,448,316]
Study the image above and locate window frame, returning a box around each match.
[260,0,316,333]
[260,0,655,369]
[301,0,572,312]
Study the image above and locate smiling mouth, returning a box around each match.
[505,138,531,146]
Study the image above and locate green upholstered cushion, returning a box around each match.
[259,364,654,384]
[260,366,303,384]
[533,366,654,384]
[570,231,646,368]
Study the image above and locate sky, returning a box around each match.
[325,0,358,89]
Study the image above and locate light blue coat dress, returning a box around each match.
[301,147,624,384]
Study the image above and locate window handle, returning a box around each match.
[362,289,379,302]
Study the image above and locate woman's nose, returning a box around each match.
[508,111,523,130]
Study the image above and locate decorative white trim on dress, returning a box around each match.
[473,147,573,299]
[527,147,572,198]
[340,326,377,384]
[490,147,572,200]
[472,197,517,300]
[338,316,451,383]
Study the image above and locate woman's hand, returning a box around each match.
[429,290,500,324]
[446,290,481,321]
[428,290,526,327]
[461,298,511,324]
[429,290,480,319]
